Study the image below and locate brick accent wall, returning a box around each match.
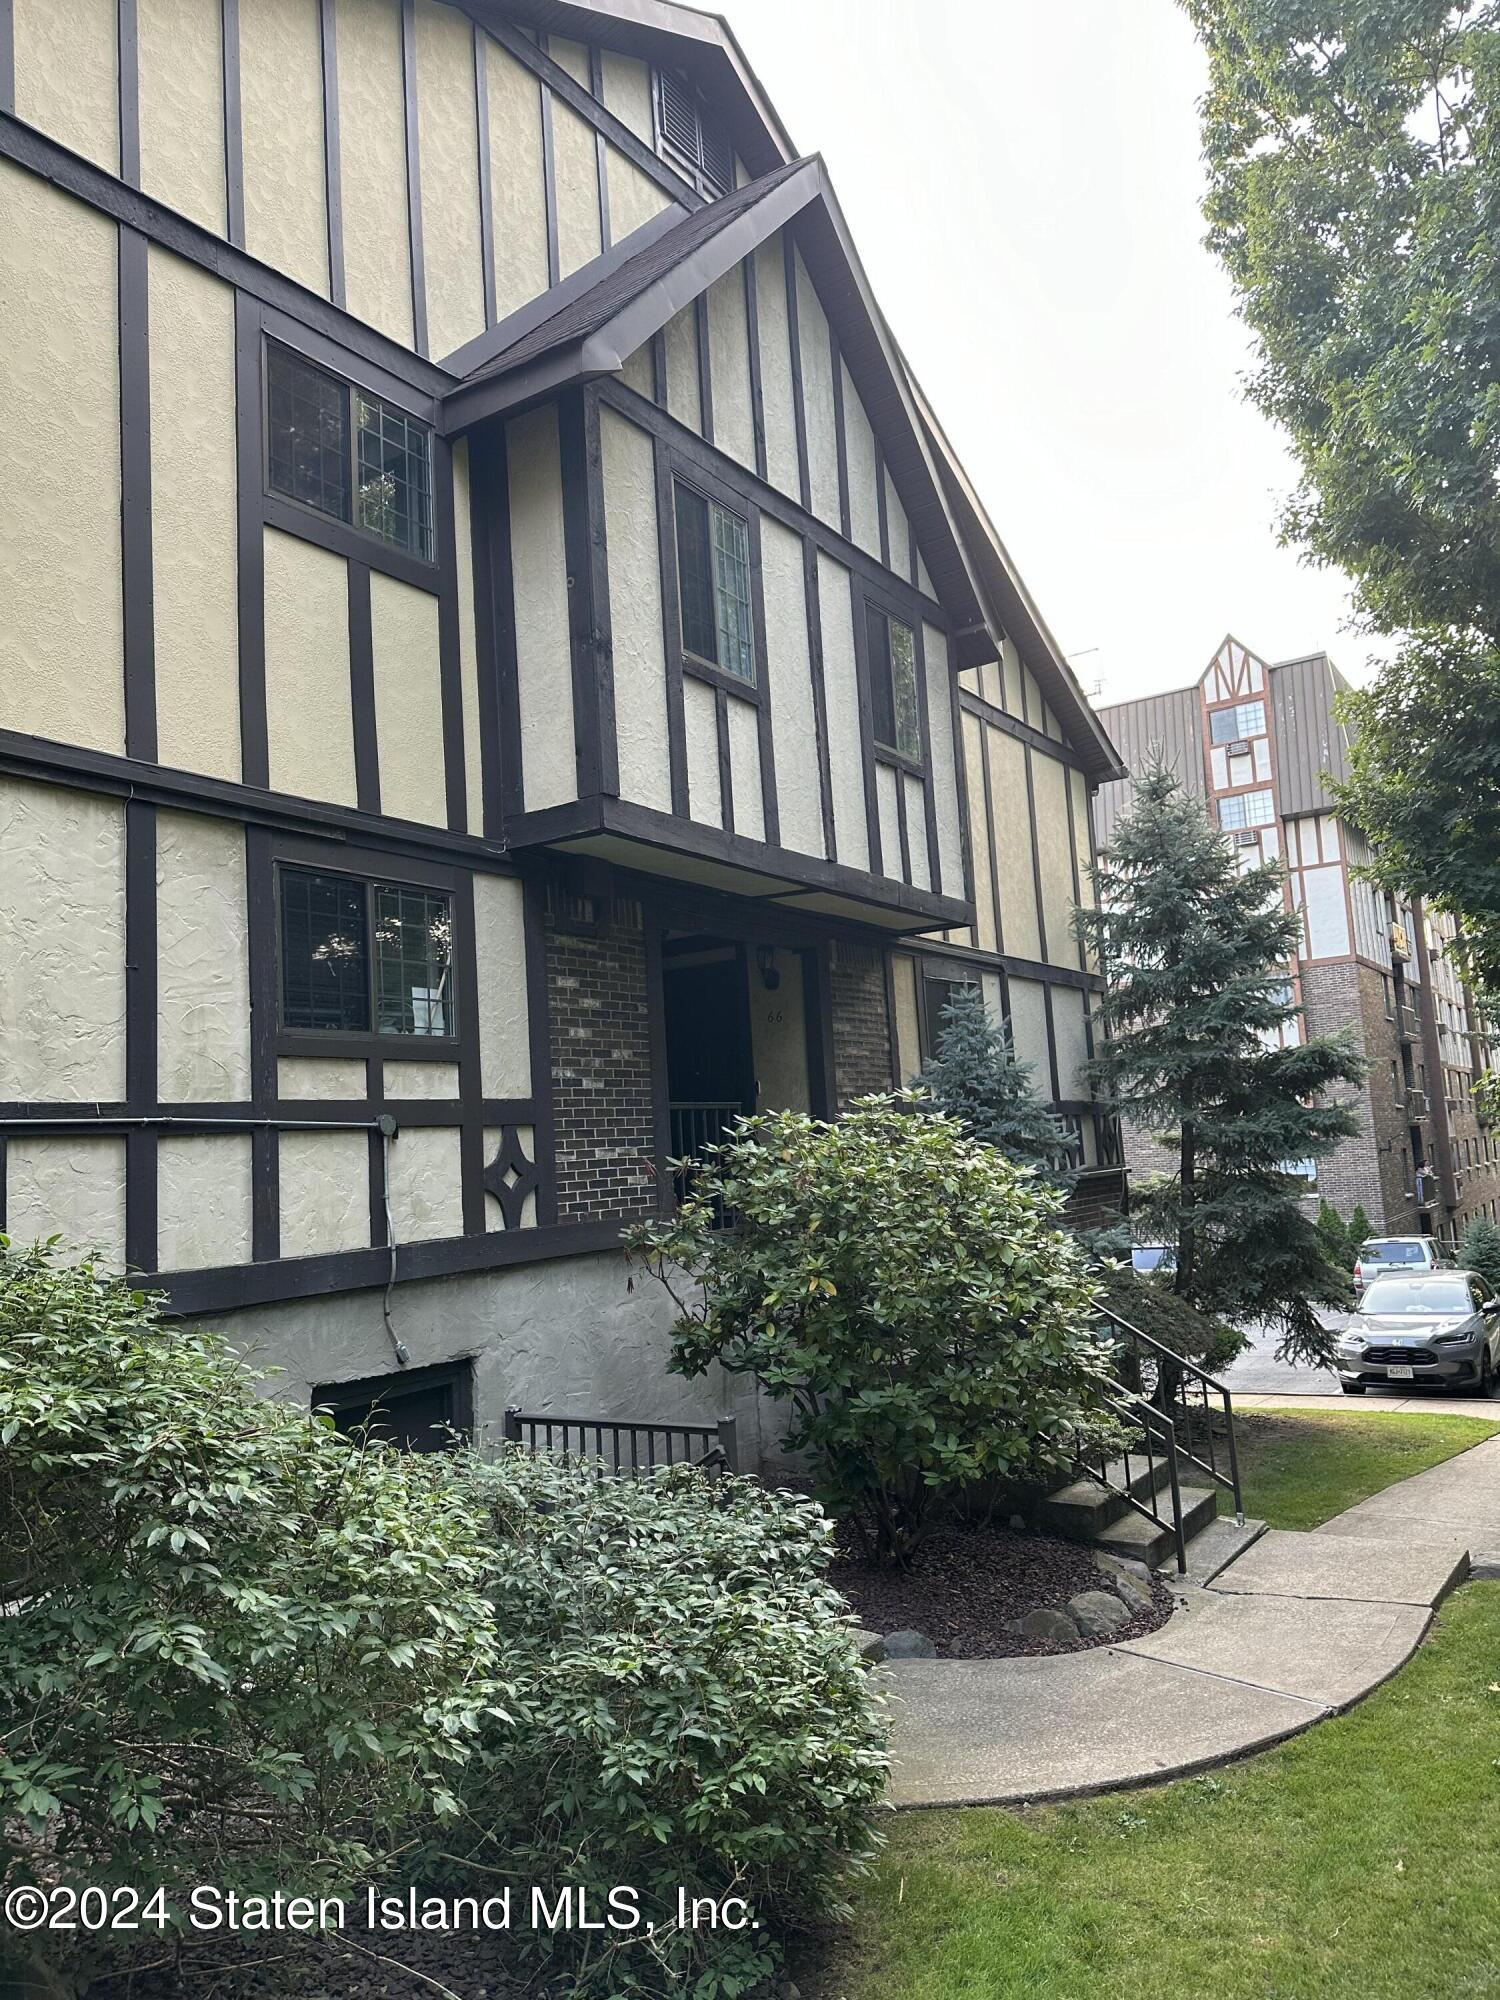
[546,896,657,1225]
[830,942,894,1109]
[1299,958,1415,1232]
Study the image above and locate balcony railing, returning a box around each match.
[670,1100,744,1223]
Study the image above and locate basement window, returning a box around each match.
[279,867,455,1038]
[654,68,734,198]
[314,1362,473,1452]
[266,343,433,561]
[867,604,922,761]
[674,481,754,684]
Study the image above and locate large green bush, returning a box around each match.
[444,1450,888,1999]
[0,1242,504,1908]
[1459,1216,1500,1299]
[626,1096,1114,1564]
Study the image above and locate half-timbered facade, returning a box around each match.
[0,0,1122,1457]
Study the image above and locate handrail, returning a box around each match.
[503,1407,739,1476]
[1094,1307,1244,1524]
[1072,1375,1187,1575]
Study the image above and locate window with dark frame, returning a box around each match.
[314,1363,472,1453]
[674,481,754,684]
[266,344,434,561]
[867,603,922,761]
[279,867,454,1039]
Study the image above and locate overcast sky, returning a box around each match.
[731,0,1372,708]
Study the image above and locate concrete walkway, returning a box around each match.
[883,1441,1491,1809]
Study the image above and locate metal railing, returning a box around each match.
[1073,1378,1188,1574]
[669,1100,744,1221]
[1095,1307,1244,1524]
[503,1407,740,1476]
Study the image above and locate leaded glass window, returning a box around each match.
[266,343,433,562]
[868,604,921,760]
[279,869,454,1039]
[675,481,754,684]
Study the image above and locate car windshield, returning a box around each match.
[1360,1279,1471,1316]
[1361,1241,1429,1264]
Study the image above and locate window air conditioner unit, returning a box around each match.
[1235,830,1259,846]
[1228,739,1251,755]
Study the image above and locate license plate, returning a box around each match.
[1387,1364,1415,1380]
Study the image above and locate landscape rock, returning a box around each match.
[1094,1551,1153,1584]
[883,1628,938,1659]
[1101,1567,1155,1615]
[851,1627,887,1663]
[1066,1588,1132,1638]
[1018,1606,1081,1645]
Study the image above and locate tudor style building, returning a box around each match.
[0,0,1122,1457]
[1094,637,1500,1245]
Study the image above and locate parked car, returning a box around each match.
[1353,1236,1443,1296]
[1334,1270,1500,1396]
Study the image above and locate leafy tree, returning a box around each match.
[1316,1198,1349,1270]
[915,984,1068,1174]
[1347,1202,1374,1264]
[0,1242,503,1924]
[625,1099,1114,1565]
[1183,0,1500,994]
[1459,1215,1500,1298]
[1076,766,1365,1365]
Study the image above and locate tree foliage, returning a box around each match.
[915,984,1069,1175]
[625,1099,1115,1565]
[1076,766,1364,1365]
[1184,0,1500,991]
[1459,1215,1500,1297]
[0,1242,503,1909]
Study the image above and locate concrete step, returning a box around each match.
[1038,1453,1175,1542]
[1163,1512,1267,1585]
[1095,1485,1219,1569]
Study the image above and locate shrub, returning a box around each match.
[914,984,1068,1174]
[0,1241,504,1911]
[625,1096,1114,1564]
[444,1451,888,1999]
[1460,1216,1500,1298]
[1093,1264,1246,1382]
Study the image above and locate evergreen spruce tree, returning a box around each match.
[1346,1203,1374,1266]
[916,985,1066,1175]
[1076,766,1366,1366]
[1459,1217,1500,1300]
[1315,1199,1348,1270]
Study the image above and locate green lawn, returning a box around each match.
[807,1584,1500,2000]
[1230,1405,1499,1530]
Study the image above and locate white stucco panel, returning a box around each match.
[683,677,723,829]
[158,1135,254,1271]
[473,873,532,1098]
[279,1130,370,1258]
[508,406,577,812]
[0,778,126,1104]
[278,1056,366,1100]
[816,554,868,872]
[760,516,823,859]
[599,408,672,814]
[387,1125,464,1242]
[156,810,251,1102]
[384,1061,460,1099]
[6,1136,127,1270]
[727,695,765,843]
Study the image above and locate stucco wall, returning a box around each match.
[415,0,486,360]
[12,0,118,170]
[553,97,602,278]
[156,810,252,1102]
[606,144,672,244]
[795,251,841,531]
[663,306,702,436]
[5,1136,128,1269]
[600,408,673,814]
[816,554,869,871]
[239,0,329,298]
[842,360,881,560]
[726,695,764,841]
[707,270,755,472]
[683,678,722,829]
[158,1135,254,1271]
[339,0,416,347]
[138,0,227,233]
[753,237,800,502]
[486,38,550,321]
[264,530,357,806]
[762,516,823,859]
[473,873,533,1098]
[370,572,447,826]
[507,406,577,812]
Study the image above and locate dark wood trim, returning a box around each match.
[847,577,884,876]
[366,1055,388,1252]
[119,227,156,765]
[0,0,13,119]
[694,291,714,446]
[960,687,1089,773]
[473,18,497,327]
[745,504,780,846]
[245,826,280,1261]
[801,534,838,863]
[454,874,486,1234]
[653,436,691,817]
[259,303,441,417]
[801,943,836,1119]
[714,685,735,836]
[804,931,1107,995]
[1041,979,1063,1105]
[557,388,618,798]
[650,328,668,407]
[234,292,269,790]
[588,42,610,250]
[882,943,902,1088]
[124,801,157,1275]
[521,873,559,1226]
[539,79,561,288]
[890,761,912,887]
[118,0,140,185]
[319,0,346,310]
[829,327,852,543]
[642,915,673,1213]
[911,620,943,894]
[469,420,514,837]
[782,229,813,514]
[346,562,381,814]
[433,434,470,833]
[743,249,768,482]
[0,114,451,395]
[400,0,429,356]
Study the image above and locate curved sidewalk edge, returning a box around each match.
[882,1528,1468,1810]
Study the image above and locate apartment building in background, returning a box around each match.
[1094,637,1499,1245]
[0,0,1123,1459]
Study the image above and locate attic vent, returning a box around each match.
[655,69,733,199]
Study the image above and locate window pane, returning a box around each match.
[675,483,718,664]
[356,392,433,559]
[1210,700,1266,745]
[280,870,369,1031]
[374,886,454,1037]
[267,346,350,523]
[889,617,921,759]
[1218,788,1274,830]
[710,500,754,683]
[867,606,896,751]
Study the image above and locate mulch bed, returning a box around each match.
[829,1518,1175,1659]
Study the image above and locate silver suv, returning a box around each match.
[1353,1236,1442,1297]
[1336,1270,1500,1396]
